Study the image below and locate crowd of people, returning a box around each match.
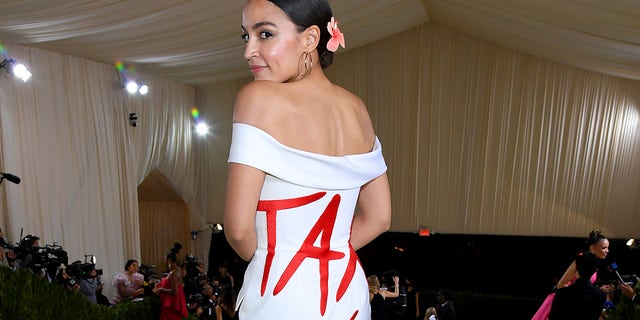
[0,228,241,320]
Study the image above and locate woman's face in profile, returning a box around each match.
[591,239,609,259]
[242,0,305,82]
[129,261,139,273]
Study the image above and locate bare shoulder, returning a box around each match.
[234,80,286,125]
[332,84,375,139]
[333,84,366,109]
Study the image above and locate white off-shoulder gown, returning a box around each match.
[228,123,387,320]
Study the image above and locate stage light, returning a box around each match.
[190,223,223,240]
[12,63,31,81]
[195,122,209,136]
[125,80,138,94]
[114,61,148,95]
[1,58,32,82]
[0,172,21,184]
[138,84,148,95]
[124,80,148,95]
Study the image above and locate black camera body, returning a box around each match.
[67,261,103,279]
[186,254,199,269]
[185,254,201,282]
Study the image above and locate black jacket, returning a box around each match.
[549,277,606,320]
[436,301,456,320]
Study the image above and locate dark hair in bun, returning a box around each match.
[586,230,607,246]
[166,242,183,263]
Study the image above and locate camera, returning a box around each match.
[66,260,102,279]
[185,254,201,282]
[12,238,69,275]
[186,254,199,269]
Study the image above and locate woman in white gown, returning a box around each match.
[223,1,392,319]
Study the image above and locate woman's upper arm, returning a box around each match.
[557,261,577,288]
[350,173,391,250]
[223,162,265,260]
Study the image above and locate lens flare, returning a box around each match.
[191,107,200,120]
[114,60,124,73]
[0,42,6,56]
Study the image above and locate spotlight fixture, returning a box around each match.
[190,224,223,240]
[114,61,148,95]
[0,58,31,82]
[124,79,148,95]
[627,238,638,249]
[0,172,21,184]
[129,113,138,127]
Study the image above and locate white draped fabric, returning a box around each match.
[0,43,200,298]
[325,23,640,238]
[2,19,640,297]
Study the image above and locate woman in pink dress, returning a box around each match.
[224,1,392,319]
[111,259,145,304]
[532,230,610,319]
[154,243,188,320]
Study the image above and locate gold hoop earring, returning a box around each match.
[296,51,313,80]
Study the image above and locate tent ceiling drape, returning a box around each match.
[0,0,428,85]
[0,0,638,86]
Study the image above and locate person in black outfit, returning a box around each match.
[402,278,420,320]
[435,289,456,320]
[549,252,606,320]
[368,274,400,320]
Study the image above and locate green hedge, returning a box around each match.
[0,267,197,320]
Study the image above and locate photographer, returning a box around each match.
[199,284,218,320]
[187,293,205,318]
[69,261,105,304]
[14,234,41,272]
[56,267,81,292]
[184,254,206,297]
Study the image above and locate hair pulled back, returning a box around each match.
[268,0,335,69]
[586,230,607,247]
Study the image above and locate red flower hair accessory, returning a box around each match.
[326,17,345,52]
